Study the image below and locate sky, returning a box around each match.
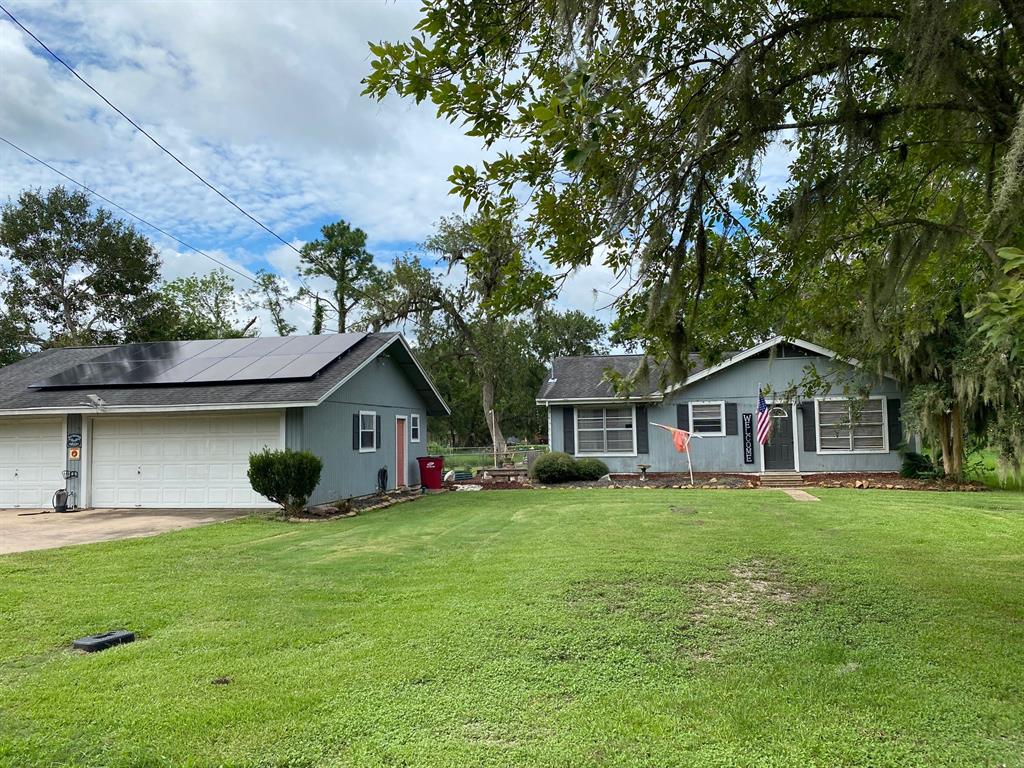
[0,1,792,341]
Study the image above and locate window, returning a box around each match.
[689,402,725,435]
[410,414,421,442]
[576,406,635,455]
[816,398,886,453]
[359,411,377,452]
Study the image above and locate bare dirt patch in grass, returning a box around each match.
[690,561,810,621]
[677,560,819,660]
[564,561,819,664]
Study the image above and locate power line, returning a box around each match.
[0,3,303,257]
[0,134,292,296]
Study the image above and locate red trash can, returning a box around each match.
[417,456,444,490]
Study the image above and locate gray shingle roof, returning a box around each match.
[536,352,731,401]
[0,333,447,415]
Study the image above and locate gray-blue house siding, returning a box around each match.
[287,351,440,504]
[539,337,906,475]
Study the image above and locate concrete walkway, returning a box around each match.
[781,488,820,501]
[0,507,251,555]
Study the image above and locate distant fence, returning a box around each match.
[436,444,549,470]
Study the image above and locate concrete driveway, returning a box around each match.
[0,507,252,554]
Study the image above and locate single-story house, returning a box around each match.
[0,332,448,509]
[536,336,906,476]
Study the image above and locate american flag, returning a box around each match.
[757,392,773,445]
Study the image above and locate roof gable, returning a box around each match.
[536,337,885,403]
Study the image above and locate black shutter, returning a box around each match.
[562,406,575,454]
[887,398,903,449]
[676,403,689,431]
[800,402,816,452]
[352,413,360,450]
[636,405,649,454]
[725,403,738,435]
[375,415,382,449]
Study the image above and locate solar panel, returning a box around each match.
[228,353,301,380]
[29,333,367,389]
[180,355,255,383]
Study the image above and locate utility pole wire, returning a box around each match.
[0,3,303,257]
[0,134,315,314]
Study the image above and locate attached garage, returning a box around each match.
[89,413,282,508]
[0,332,449,511]
[0,418,65,509]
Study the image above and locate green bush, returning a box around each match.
[530,453,609,483]
[575,458,610,481]
[901,451,938,479]
[531,451,578,483]
[248,448,323,516]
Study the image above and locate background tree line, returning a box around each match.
[0,186,605,449]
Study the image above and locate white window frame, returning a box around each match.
[688,401,727,437]
[358,410,377,453]
[814,396,889,454]
[409,413,421,443]
[573,405,637,457]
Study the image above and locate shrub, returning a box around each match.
[900,451,944,479]
[531,451,578,483]
[574,457,609,481]
[248,448,323,516]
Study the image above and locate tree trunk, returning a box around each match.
[937,406,966,481]
[312,297,324,334]
[337,289,347,333]
[950,403,965,480]
[480,377,506,459]
[938,412,955,477]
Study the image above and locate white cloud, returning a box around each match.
[1,7,471,235]
[0,1,793,341]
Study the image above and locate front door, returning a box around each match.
[762,404,795,471]
[395,417,407,487]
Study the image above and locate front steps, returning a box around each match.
[759,472,805,488]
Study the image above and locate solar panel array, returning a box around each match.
[30,333,367,389]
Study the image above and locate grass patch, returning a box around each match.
[971,448,1024,491]
[0,488,1022,766]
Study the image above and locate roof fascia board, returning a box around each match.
[0,402,304,417]
[393,334,452,415]
[313,334,451,416]
[536,396,664,406]
[658,336,897,396]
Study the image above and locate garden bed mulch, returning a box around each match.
[451,471,987,492]
[287,487,428,521]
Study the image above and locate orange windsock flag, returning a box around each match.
[652,422,692,453]
[672,428,690,453]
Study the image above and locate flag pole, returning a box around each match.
[649,421,701,485]
[685,432,694,485]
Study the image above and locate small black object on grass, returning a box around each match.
[72,630,135,652]
[211,676,232,685]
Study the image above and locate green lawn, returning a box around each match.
[1,489,1022,767]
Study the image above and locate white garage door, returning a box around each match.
[0,418,66,509]
[90,413,282,508]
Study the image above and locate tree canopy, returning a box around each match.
[0,186,163,355]
[156,269,253,341]
[299,220,381,333]
[365,0,1024,478]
